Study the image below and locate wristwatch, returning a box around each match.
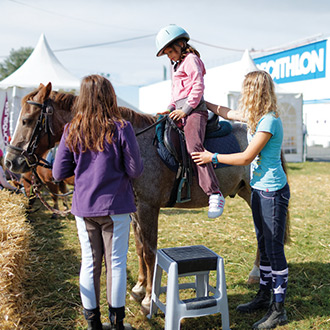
[212,153,219,164]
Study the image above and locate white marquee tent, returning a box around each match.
[139,50,304,162]
[0,34,80,151]
[0,34,138,151]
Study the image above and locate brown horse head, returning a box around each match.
[5,83,75,173]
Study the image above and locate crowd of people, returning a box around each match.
[1,24,290,330]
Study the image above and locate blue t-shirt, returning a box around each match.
[248,113,287,191]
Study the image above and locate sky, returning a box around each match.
[1,0,330,108]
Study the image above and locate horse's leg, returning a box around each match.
[248,247,260,284]
[59,181,69,210]
[237,183,260,284]
[130,214,147,302]
[130,202,159,314]
[22,175,36,210]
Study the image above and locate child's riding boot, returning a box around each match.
[83,306,103,330]
[109,306,133,330]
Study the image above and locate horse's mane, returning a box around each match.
[119,106,157,128]
[22,87,76,114]
[22,87,156,126]
[51,91,76,112]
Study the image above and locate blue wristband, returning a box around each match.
[212,153,219,164]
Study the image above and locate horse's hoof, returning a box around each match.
[130,283,146,302]
[141,297,151,315]
[247,275,260,284]
[248,264,260,284]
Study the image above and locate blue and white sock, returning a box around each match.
[272,268,289,303]
[259,264,272,291]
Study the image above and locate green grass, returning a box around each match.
[21,161,330,329]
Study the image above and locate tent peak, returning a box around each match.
[0,34,80,90]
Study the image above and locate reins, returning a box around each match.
[135,114,168,136]
[30,167,72,216]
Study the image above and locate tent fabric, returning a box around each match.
[0,34,140,151]
[0,34,80,90]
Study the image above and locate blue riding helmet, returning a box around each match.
[156,24,190,57]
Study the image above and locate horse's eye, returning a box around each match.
[22,119,31,126]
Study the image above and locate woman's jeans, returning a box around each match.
[251,183,290,271]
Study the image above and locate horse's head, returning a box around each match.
[5,82,55,173]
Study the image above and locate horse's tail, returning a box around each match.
[281,150,290,244]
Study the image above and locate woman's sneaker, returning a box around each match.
[208,193,225,218]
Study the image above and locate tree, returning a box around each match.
[0,47,33,80]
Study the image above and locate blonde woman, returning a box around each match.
[192,71,290,329]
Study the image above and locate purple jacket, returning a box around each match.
[52,121,143,217]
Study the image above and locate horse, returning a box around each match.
[5,82,259,314]
[20,158,72,218]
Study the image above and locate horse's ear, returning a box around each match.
[39,83,45,89]
[45,82,52,98]
[37,82,52,101]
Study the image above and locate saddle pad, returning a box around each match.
[157,132,241,172]
[204,133,241,169]
[157,142,179,172]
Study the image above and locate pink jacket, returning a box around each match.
[168,53,206,115]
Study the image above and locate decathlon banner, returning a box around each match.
[254,40,327,84]
[1,92,11,146]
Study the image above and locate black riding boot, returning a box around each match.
[252,301,288,329]
[83,306,103,330]
[109,306,132,330]
[237,289,272,313]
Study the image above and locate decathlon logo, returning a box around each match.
[254,40,327,83]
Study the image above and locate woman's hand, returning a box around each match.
[169,109,186,121]
[191,150,213,165]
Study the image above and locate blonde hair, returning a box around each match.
[239,70,278,134]
[66,74,125,153]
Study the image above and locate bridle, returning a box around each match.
[7,99,55,169]
[7,98,72,216]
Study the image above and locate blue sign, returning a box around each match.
[254,40,327,84]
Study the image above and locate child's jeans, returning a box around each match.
[183,109,220,195]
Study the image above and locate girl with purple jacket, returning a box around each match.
[53,75,143,330]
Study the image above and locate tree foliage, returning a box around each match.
[0,47,33,80]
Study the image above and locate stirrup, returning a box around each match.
[176,176,191,203]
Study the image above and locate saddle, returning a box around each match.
[155,112,234,206]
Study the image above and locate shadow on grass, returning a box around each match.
[160,208,205,216]
[287,164,304,171]
[23,203,81,329]
[133,261,330,330]
[231,261,330,328]
[287,262,330,320]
